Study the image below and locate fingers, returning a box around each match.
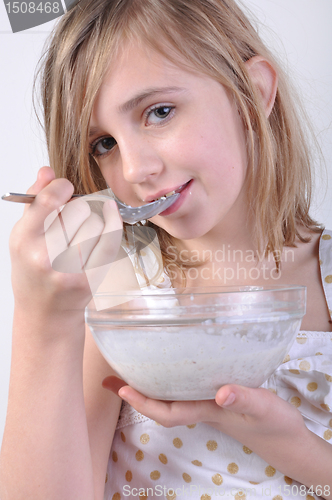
[102,375,128,394]
[26,167,56,195]
[45,199,92,273]
[24,167,56,215]
[215,384,279,421]
[25,179,75,236]
[103,377,220,427]
[85,199,123,270]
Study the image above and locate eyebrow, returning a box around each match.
[89,86,186,138]
[118,86,186,114]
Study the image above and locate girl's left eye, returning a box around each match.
[145,105,174,125]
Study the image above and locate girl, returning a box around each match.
[0,0,331,499]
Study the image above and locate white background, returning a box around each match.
[0,1,331,446]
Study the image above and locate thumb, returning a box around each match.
[215,384,268,417]
[27,166,56,195]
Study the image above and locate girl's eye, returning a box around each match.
[91,136,117,157]
[146,105,174,125]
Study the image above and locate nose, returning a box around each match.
[119,139,164,185]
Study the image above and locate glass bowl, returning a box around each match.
[85,285,306,400]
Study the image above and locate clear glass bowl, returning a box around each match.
[85,285,306,400]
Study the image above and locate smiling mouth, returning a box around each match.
[151,180,191,202]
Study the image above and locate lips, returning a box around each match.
[146,180,192,203]
[158,179,193,217]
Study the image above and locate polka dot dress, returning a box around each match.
[104,230,332,500]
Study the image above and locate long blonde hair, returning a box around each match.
[37,0,322,275]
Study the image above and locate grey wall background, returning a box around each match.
[0,1,331,446]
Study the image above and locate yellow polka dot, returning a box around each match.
[212,473,223,485]
[243,446,253,454]
[139,491,148,500]
[249,482,259,485]
[120,431,126,443]
[159,453,168,465]
[135,450,144,461]
[235,492,246,500]
[324,429,332,441]
[112,451,118,462]
[325,374,332,382]
[227,462,239,474]
[321,403,331,412]
[125,470,132,482]
[140,433,150,444]
[296,337,307,344]
[166,490,176,500]
[187,424,196,429]
[322,234,332,240]
[112,494,121,500]
[155,421,161,426]
[265,465,276,477]
[307,495,315,500]
[325,275,332,284]
[283,354,291,362]
[206,440,218,451]
[299,360,311,371]
[272,496,283,500]
[290,396,301,408]
[268,388,277,394]
[150,470,161,480]
[307,382,318,392]
[315,352,323,356]
[201,495,211,500]
[329,418,332,428]
[284,476,292,485]
[319,260,323,265]
[289,369,300,375]
[182,473,192,483]
[173,438,183,449]
[140,250,147,256]
[192,459,202,466]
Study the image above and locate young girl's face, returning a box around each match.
[89,42,249,241]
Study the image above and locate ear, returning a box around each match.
[244,56,278,118]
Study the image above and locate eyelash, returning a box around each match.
[89,104,175,159]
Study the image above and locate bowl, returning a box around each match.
[85,285,306,400]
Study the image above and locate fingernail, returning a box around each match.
[118,388,129,402]
[106,199,118,210]
[221,392,236,406]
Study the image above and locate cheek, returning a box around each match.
[99,161,135,202]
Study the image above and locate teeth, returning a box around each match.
[154,183,189,202]
[154,190,175,202]
[165,190,176,197]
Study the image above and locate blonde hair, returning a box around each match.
[37,0,322,277]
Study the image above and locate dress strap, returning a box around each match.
[319,229,332,320]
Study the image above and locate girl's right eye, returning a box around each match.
[90,136,117,158]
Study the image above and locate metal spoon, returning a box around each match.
[1,190,180,224]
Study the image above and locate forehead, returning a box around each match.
[89,41,218,128]
[102,42,200,94]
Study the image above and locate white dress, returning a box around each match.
[104,230,332,500]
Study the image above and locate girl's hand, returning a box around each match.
[10,166,123,320]
[103,376,328,489]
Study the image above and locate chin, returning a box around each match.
[155,219,211,241]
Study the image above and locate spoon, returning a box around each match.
[1,190,180,224]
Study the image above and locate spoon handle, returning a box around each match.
[1,193,82,204]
